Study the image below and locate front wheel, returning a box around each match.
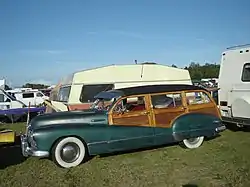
[181,136,204,149]
[52,137,87,168]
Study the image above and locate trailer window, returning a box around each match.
[80,84,114,103]
[242,63,250,82]
[58,86,71,102]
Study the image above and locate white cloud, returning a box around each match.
[19,49,66,55]
[47,50,66,54]
[86,30,145,39]
[28,79,54,86]
[108,30,145,39]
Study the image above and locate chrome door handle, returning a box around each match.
[142,111,149,115]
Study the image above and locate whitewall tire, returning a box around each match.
[52,137,86,168]
[182,136,204,149]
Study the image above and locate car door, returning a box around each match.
[108,94,155,152]
[149,92,186,145]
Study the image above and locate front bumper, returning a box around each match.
[20,134,49,157]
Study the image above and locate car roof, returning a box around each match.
[117,84,206,96]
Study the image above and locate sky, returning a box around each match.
[0,0,250,87]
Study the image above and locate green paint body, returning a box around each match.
[29,109,223,155]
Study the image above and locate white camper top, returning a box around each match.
[60,63,192,87]
[218,44,250,102]
[219,44,250,86]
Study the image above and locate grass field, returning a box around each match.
[0,123,250,187]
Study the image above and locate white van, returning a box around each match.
[218,44,250,127]
[7,89,49,107]
[46,63,192,112]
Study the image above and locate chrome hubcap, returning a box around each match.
[187,137,200,145]
[60,143,80,163]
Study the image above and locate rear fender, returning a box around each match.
[172,113,221,141]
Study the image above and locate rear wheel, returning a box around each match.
[181,136,204,149]
[52,137,86,168]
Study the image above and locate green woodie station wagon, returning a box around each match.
[21,84,226,168]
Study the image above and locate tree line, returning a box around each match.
[171,62,220,80]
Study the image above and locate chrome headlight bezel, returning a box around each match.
[27,126,37,148]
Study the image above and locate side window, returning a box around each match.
[23,93,34,98]
[22,93,34,98]
[113,96,146,113]
[0,94,4,102]
[242,63,250,82]
[80,84,114,103]
[186,91,211,105]
[151,93,182,109]
[0,94,11,102]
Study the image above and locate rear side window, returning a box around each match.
[151,93,182,109]
[241,63,250,82]
[22,93,34,98]
[185,91,211,105]
[80,84,114,103]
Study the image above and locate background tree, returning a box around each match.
[186,62,220,80]
[171,64,178,68]
[22,83,49,89]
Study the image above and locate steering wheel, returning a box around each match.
[114,104,125,113]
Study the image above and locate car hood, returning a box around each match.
[29,109,108,130]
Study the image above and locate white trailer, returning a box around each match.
[47,63,192,112]
[218,44,250,127]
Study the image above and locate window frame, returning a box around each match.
[241,62,250,82]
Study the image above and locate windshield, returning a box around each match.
[90,90,123,110]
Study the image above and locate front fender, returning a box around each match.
[32,123,109,154]
[172,113,222,141]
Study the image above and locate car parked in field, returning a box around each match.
[20,84,226,168]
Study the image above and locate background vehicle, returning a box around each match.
[6,89,49,107]
[218,44,250,127]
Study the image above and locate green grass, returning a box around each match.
[1,123,250,187]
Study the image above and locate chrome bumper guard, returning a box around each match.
[20,134,49,157]
[215,125,226,132]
